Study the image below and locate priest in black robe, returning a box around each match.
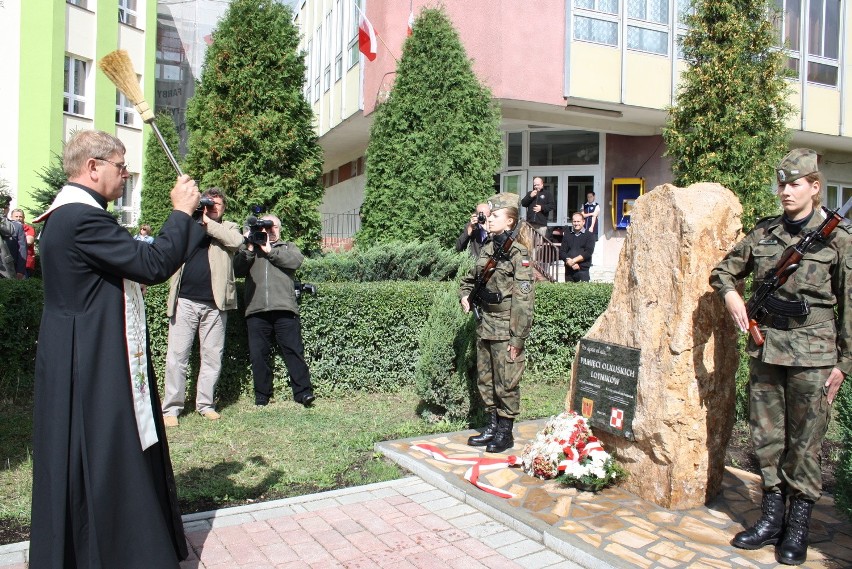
[30,130,205,568]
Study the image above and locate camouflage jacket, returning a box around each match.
[710,212,852,375]
[459,239,535,349]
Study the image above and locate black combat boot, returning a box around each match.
[731,492,785,549]
[776,497,815,565]
[468,412,499,447]
[485,416,514,453]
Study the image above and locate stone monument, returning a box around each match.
[567,183,743,509]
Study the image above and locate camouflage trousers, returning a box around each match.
[749,358,832,502]
[476,337,524,419]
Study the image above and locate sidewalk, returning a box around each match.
[0,476,578,568]
[379,419,852,569]
[2,420,850,568]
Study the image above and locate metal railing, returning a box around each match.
[529,229,561,283]
[321,208,360,251]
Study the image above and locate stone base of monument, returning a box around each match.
[566,183,743,510]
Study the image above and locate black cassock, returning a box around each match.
[30,184,205,568]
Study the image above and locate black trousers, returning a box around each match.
[246,311,313,404]
[566,268,590,282]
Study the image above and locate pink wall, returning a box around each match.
[363,0,567,115]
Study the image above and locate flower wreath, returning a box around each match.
[521,411,626,492]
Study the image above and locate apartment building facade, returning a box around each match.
[298,0,852,276]
[0,0,155,225]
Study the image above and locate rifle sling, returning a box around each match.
[755,306,836,331]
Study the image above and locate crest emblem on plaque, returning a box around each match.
[610,408,624,430]
[581,398,594,418]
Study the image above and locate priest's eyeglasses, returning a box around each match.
[95,157,129,174]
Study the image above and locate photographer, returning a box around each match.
[456,203,491,257]
[234,214,316,407]
[162,187,243,426]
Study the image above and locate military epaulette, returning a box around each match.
[748,214,781,232]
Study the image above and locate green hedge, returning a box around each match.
[299,240,468,283]
[0,279,42,400]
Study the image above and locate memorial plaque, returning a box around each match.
[572,339,640,440]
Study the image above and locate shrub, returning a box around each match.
[414,286,477,421]
[300,241,468,283]
[525,282,613,382]
[834,381,852,520]
[0,279,43,400]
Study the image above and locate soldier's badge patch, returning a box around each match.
[758,238,778,245]
[519,281,532,294]
[521,260,529,267]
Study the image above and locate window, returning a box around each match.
[825,184,852,210]
[116,90,136,126]
[775,0,840,86]
[573,0,618,47]
[507,132,523,168]
[64,56,87,116]
[626,0,669,55]
[118,0,137,27]
[314,25,322,102]
[348,0,361,68]
[115,175,137,226]
[529,131,599,166]
[324,12,332,92]
[156,26,184,81]
[67,0,88,8]
[304,39,313,100]
[335,0,344,81]
[675,0,693,59]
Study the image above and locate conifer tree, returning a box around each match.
[31,154,66,215]
[140,111,181,234]
[663,0,793,229]
[184,0,323,251]
[358,8,502,248]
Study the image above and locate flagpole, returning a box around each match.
[354,0,399,63]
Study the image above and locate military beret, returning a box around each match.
[777,148,818,184]
[487,192,520,212]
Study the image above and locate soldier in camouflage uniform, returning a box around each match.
[459,193,535,453]
[710,148,852,566]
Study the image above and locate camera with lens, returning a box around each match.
[294,281,317,303]
[192,197,215,223]
[477,212,487,225]
[246,215,274,247]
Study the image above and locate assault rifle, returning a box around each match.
[468,224,520,322]
[747,195,852,346]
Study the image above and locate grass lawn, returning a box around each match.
[0,381,568,543]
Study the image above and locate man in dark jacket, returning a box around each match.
[234,214,316,407]
[521,177,554,237]
[559,212,596,282]
[455,203,491,257]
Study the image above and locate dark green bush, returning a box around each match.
[834,381,852,519]
[0,279,42,400]
[414,286,477,421]
[525,282,613,382]
[300,241,468,283]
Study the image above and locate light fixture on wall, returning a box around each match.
[564,104,623,118]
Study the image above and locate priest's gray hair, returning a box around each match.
[64,130,126,178]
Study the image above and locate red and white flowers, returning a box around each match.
[520,411,625,492]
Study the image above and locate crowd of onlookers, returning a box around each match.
[0,201,35,279]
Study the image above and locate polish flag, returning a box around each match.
[359,13,378,61]
[407,11,414,36]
